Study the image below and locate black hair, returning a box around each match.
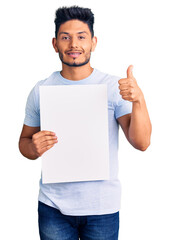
[54,6,94,38]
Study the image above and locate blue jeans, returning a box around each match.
[38,201,119,240]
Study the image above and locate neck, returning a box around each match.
[60,63,93,81]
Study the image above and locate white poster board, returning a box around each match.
[40,84,110,184]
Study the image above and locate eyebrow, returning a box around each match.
[77,31,88,35]
[59,31,88,35]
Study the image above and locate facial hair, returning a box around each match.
[58,51,91,67]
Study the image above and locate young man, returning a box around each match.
[19,6,152,240]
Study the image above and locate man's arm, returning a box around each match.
[117,65,152,151]
[117,99,151,151]
[18,124,58,160]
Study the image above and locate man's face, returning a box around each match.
[53,20,97,67]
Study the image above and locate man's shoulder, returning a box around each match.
[27,71,58,101]
[36,71,59,86]
[95,68,121,86]
[32,71,60,92]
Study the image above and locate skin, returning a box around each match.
[52,20,97,80]
[19,19,152,160]
[118,65,152,150]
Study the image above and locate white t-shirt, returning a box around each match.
[24,68,132,216]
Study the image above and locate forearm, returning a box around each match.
[19,138,38,160]
[128,95,152,151]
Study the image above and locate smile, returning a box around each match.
[67,52,82,58]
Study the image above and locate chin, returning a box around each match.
[62,59,90,67]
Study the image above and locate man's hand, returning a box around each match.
[118,65,143,103]
[19,125,59,160]
[117,65,152,151]
[31,131,58,158]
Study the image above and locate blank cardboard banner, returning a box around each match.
[40,84,110,184]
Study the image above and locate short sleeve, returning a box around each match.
[113,80,132,119]
[24,85,40,127]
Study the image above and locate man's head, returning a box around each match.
[54,6,94,39]
[52,6,97,68]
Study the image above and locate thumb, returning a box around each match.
[127,65,134,78]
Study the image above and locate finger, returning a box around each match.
[39,144,56,156]
[33,130,56,140]
[119,83,129,91]
[40,135,58,144]
[127,65,134,79]
[118,78,128,85]
[122,95,132,101]
[120,90,130,96]
[41,139,58,149]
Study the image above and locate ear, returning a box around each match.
[52,38,59,53]
[91,36,97,52]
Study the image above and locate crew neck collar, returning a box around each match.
[57,68,97,84]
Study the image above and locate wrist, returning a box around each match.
[29,141,39,160]
[133,90,145,105]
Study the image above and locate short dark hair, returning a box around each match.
[54,6,94,38]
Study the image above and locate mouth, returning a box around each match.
[66,52,82,58]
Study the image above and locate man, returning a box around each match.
[19,6,152,240]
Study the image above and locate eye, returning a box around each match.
[62,36,70,40]
[78,36,85,40]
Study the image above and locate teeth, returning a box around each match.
[68,53,81,55]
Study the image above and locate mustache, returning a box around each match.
[66,49,84,53]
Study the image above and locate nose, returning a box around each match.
[69,36,78,48]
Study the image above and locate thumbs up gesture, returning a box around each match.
[118,65,143,103]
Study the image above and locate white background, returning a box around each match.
[0,0,169,239]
